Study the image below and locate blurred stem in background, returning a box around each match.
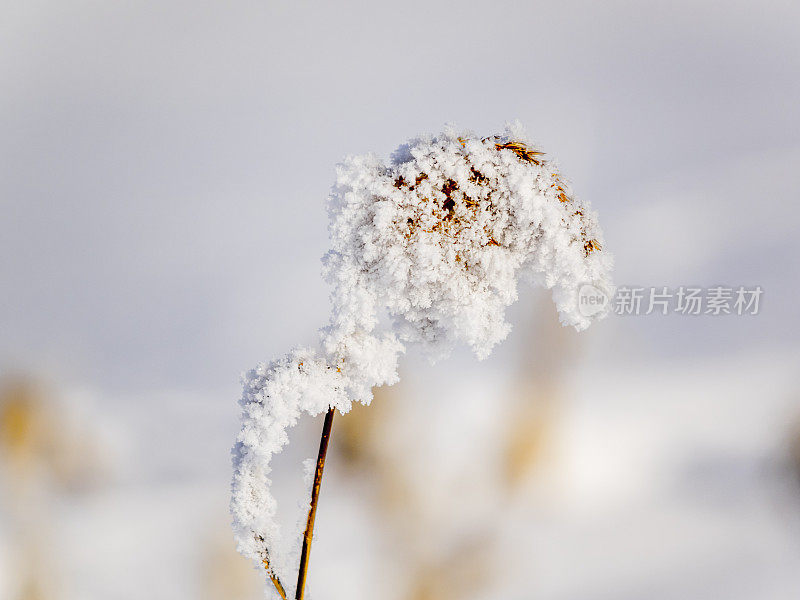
[1,376,108,599]
[332,296,573,600]
[0,377,50,600]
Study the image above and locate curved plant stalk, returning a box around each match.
[295,407,335,600]
[230,127,613,599]
[262,557,287,600]
[256,535,287,600]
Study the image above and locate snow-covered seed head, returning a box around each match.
[231,123,613,590]
[397,137,600,257]
[322,124,612,369]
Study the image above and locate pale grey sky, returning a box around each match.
[2,0,799,393]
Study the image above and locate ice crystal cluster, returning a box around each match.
[231,123,613,585]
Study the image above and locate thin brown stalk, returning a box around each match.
[262,557,288,600]
[295,406,335,600]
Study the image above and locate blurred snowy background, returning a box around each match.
[2,1,800,598]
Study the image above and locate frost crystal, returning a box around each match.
[231,123,613,590]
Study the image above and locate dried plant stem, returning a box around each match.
[262,558,287,600]
[295,406,335,600]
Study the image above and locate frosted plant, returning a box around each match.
[231,122,613,599]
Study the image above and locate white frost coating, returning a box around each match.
[231,123,613,593]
